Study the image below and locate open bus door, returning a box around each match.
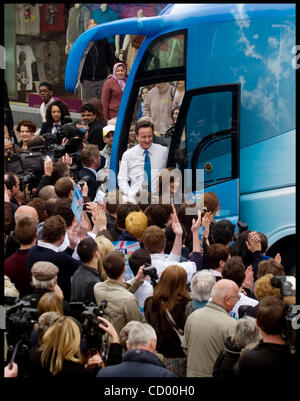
[168,83,241,225]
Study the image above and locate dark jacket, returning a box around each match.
[78,167,102,202]
[28,343,122,378]
[106,214,122,241]
[117,231,138,242]
[87,120,106,151]
[27,245,80,301]
[144,297,189,358]
[40,116,72,137]
[235,340,297,379]
[96,348,175,378]
[70,264,100,303]
[212,336,240,378]
[80,39,115,83]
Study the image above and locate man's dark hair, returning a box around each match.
[129,248,151,276]
[39,82,52,91]
[27,198,46,223]
[4,172,18,190]
[116,204,140,230]
[103,251,125,280]
[41,215,66,244]
[54,177,74,199]
[135,119,154,135]
[51,162,70,184]
[222,256,245,288]
[80,144,100,167]
[258,232,268,253]
[28,135,46,149]
[211,219,235,245]
[144,204,173,228]
[45,198,58,217]
[77,237,98,264]
[206,243,230,270]
[53,198,75,228]
[256,296,286,335]
[15,217,37,245]
[164,222,187,254]
[81,103,96,115]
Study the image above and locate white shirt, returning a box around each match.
[210,269,223,278]
[37,240,60,253]
[126,279,153,315]
[150,253,196,284]
[118,143,168,197]
[229,291,259,319]
[40,97,55,122]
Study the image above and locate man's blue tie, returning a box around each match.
[144,150,151,192]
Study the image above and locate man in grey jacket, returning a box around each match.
[94,251,146,334]
[182,279,239,377]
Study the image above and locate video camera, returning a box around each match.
[270,275,297,354]
[5,298,39,346]
[143,264,159,287]
[4,150,46,191]
[69,300,108,355]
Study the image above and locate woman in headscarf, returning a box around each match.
[101,62,127,120]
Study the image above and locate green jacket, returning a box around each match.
[182,301,237,377]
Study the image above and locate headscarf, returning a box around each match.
[112,62,126,91]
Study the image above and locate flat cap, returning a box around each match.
[31,261,59,281]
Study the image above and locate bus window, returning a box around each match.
[127,79,186,151]
[143,33,185,71]
[168,85,240,190]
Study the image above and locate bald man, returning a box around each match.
[14,205,39,225]
[38,185,57,201]
[182,279,239,377]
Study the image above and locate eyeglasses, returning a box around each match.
[39,89,50,93]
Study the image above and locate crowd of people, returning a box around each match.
[4,37,297,379]
[4,164,297,378]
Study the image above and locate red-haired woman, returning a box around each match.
[144,265,191,377]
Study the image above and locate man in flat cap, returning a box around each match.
[23,261,65,309]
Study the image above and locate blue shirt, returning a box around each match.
[91,7,118,44]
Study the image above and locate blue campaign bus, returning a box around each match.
[65,4,295,272]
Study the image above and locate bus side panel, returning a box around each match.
[239,130,295,194]
[240,186,295,247]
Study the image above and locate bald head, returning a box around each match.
[211,279,240,312]
[14,205,39,225]
[38,185,57,200]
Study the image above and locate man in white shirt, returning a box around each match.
[222,256,258,319]
[39,82,56,122]
[117,119,169,201]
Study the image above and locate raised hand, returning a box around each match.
[171,204,183,236]
[246,231,261,253]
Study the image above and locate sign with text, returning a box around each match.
[71,184,84,223]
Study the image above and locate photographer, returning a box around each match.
[27,315,121,378]
[128,249,154,315]
[78,144,106,201]
[235,295,297,378]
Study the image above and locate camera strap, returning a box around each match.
[162,303,184,344]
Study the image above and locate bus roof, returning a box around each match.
[65,3,294,92]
